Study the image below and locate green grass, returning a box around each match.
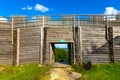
[0,64,51,80]
[73,63,120,80]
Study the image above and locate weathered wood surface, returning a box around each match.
[13,29,20,66]
[108,27,115,63]
[19,28,41,64]
[0,30,13,65]
[44,27,73,63]
[80,26,109,63]
[1,15,120,65]
[114,27,120,62]
[1,25,120,65]
[83,54,110,63]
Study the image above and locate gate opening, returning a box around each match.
[55,44,68,64]
[49,42,74,65]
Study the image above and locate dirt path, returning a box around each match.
[50,68,81,80]
[44,62,82,80]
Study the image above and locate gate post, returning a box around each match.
[75,26,83,65]
[79,26,83,65]
[108,27,115,63]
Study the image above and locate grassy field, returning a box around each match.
[0,64,51,80]
[1,63,120,80]
[73,63,120,80]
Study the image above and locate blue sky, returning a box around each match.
[0,0,120,48]
[0,0,120,16]
[55,44,68,48]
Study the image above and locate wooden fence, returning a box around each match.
[80,26,110,63]
[0,28,41,66]
[13,28,41,66]
[0,30,13,65]
[114,27,120,62]
[0,26,119,65]
[0,15,120,65]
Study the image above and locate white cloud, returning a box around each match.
[22,7,26,10]
[27,5,32,10]
[0,17,8,23]
[22,5,32,10]
[104,7,120,21]
[35,4,49,13]
[104,7,120,15]
[22,4,49,13]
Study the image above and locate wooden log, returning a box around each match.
[108,27,115,63]
[11,18,14,44]
[13,29,20,66]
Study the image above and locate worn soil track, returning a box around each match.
[49,62,82,80]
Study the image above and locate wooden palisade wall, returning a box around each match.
[0,30,13,65]
[80,26,110,63]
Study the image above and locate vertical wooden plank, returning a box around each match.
[75,27,78,64]
[108,27,115,63]
[13,29,20,66]
[11,18,14,44]
[16,29,20,66]
[76,26,83,65]
[40,27,43,64]
[75,26,82,65]
[73,15,76,65]
[13,30,17,66]
[41,16,44,64]
[39,16,44,64]
[79,26,83,65]
[49,43,52,64]
[104,15,108,40]
[76,16,80,65]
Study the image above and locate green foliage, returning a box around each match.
[73,63,120,80]
[55,48,68,62]
[0,64,51,80]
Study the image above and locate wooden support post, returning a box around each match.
[79,26,83,65]
[73,15,76,65]
[108,27,115,63]
[16,29,20,66]
[105,15,109,40]
[11,18,14,44]
[77,16,83,65]
[39,16,44,64]
[49,43,53,64]
[13,29,20,66]
[40,27,43,64]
